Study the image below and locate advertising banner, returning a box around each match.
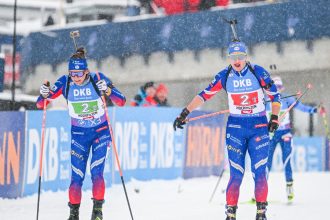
[24,110,113,196]
[0,112,25,198]
[325,138,330,171]
[271,137,324,172]
[112,107,185,183]
[183,111,226,179]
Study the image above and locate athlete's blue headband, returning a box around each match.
[228,41,247,55]
[68,58,88,71]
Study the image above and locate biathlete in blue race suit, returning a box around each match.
[173,41,281,220]
[266,76,317,201]
[36,48,126,220]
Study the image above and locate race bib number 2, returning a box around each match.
[71,100,99,115]
[231,92,258,106]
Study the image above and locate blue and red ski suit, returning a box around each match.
[266,94,316,182]
[36,72,126,204]
[199,64,281,205]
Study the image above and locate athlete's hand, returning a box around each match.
[96,79,112,96]
[268,114,279,132]
[40,81,50,98]
[96,80,108,92]
[310,106,318,114]
[173,108,190,131]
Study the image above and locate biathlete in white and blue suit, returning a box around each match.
[173,41,281,220]
[36,48,126,220]
[266,76,317,202]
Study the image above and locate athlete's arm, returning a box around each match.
[254,65,281,116]
[186,71,225,111]
[96,72,126,106]
[286,96,317,113]
[36,75,66,109]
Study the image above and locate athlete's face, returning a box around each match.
[229,53,247,72]
[70,70,89,85]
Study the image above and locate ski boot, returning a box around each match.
[225,205,237,220]
[286,181,294,202]
[91,199,104,220]
[68,202,80,220]
[256,202,267,220]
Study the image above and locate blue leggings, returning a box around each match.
[226,116,270,205]
[267,129,293,182]
[69,122,111,204]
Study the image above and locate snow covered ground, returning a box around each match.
[1,172,329,220]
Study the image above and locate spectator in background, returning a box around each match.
[138,0,153,14]
[131,81,158,106]
[155,83,170,106]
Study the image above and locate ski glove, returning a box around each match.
[268,114,279,132]
[40,82,50,98]
[96,80,111,96]
[173,108,190,131]
[310,107,318,114]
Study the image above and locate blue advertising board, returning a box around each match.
[183,111,226,179]
[325,138,330,171]
[112,107,185,183]
[24,110,113,196]
[271,137,324,172]
[0,109,328,199]
[23,107,185,195]
[0,112,25,198]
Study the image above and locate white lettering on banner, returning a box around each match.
[73,88,92,96]
[114,122,139,170]
[60,127,69,142]
[27,128,59,184]
[150,122,174,169]
[295,146,306,171]
[27,129,39,184]
[272,144,307,172]
[46,128,59,181]
[233,79,252,88]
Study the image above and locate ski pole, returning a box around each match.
[209,166,226,203]
[265,92,301,103]
[186,92,301,123]
[96,74,135,220]
[36,81,49,220]
[278,84,312,124]
[185,109,230,123]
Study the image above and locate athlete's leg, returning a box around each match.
[90,125,111,201]
[248,127,270,203]
[280,132,293,182]
[69,129,92,204]
[226,125,248,206]
[267,132,280,173]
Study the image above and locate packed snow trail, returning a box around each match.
[1,172,329,220]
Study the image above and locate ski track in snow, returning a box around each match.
[1,172,329,220]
